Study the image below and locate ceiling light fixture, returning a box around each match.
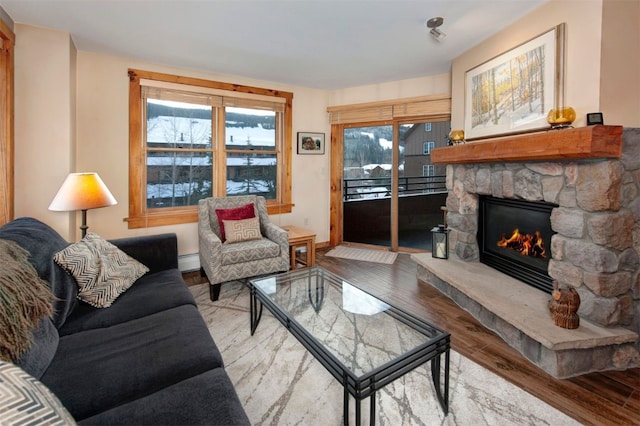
[426,17,446,42]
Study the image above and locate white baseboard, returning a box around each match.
[178,253,200,272]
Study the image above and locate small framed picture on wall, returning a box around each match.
[297,132,325,155]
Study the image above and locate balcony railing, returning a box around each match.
[343,175,446,201]
[342,176,448,249]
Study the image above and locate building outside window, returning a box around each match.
[424,122,432,132]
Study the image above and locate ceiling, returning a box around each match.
[0,0,549,90]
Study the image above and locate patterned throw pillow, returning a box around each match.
[0,361,76,425]
[215,203,255,241]
[53,233,149,308]
[222,217,263,244]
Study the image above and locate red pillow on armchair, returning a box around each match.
[215,203,256,241]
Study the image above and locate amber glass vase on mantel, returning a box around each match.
[547,107,577,129]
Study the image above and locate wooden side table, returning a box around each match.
[282,225,316,270]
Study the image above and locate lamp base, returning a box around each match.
[81,209,88,238]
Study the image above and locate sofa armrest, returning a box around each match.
[109,233,178,274]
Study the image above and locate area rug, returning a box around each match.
[325,245,398,264]
[190,281,579,425]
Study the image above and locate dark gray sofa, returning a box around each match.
[0,217,250,425]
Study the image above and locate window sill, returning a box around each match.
[126,202,294,229]
[126,209,198,229]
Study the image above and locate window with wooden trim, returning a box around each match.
[127,69,293,228]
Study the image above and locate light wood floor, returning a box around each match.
[184,248,640,426]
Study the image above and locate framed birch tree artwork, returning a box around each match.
[464,23,566,140]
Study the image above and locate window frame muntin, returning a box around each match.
[127,69,293,229]
[423,141,435,155]
[422,164,435,177]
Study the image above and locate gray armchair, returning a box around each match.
[198,195,289,301]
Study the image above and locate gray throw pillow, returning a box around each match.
[53,232,149,308]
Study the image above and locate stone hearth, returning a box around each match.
[419,126,640,378]
[412,254,637,378]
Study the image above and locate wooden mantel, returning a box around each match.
[430,125,623,164]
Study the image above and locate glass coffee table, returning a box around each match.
[249,266,450,425]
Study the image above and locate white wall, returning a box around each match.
[451,0,639,130]
[13,24,452,257]
[600,0,640,127]
[14,24,77,239]
[73,51,332,254]
[329,73,451,106]
[451,0,604,131]
[12,24,332,250]
[14,0,635,257]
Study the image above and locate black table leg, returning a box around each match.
[369,392,376,426]
[431,349,450,415]
[250,285,263,335]
[343,381,349,426]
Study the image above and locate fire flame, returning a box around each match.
[497,228,546,258]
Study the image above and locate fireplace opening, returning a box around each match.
[478,196,557,294]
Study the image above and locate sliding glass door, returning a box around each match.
[396,121,448,249]
[341,120,449,251]
[342,124,393,247]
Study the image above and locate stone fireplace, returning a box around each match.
[411,126,640,378]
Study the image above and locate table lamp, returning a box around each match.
[49,172,117,237]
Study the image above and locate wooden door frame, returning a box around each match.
[329,120,396,249]
[0,19,14,226]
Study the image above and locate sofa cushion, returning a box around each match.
[221,238,281,265]
[223,216,263,244]
[109,233,178,273]
[0,217,78,328]
[77,368,250,426]
[0,239,55,367]
[15,319,59,379]
[41,305,223,421]
[59,269,196,336]
[0,361,76,425]
[215,203,255,241]
[53,232,149,308]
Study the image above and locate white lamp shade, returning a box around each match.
[49,172,117,212]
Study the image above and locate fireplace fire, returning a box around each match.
[497,229,547,258]
[478,196,556,294]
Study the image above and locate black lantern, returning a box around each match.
[431,225,450,259]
